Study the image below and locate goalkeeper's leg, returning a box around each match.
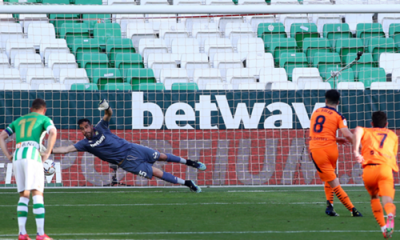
[159,153,206,171]
[152,167,201,193]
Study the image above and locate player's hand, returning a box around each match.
[41,151,51,162]
[7,155,12,162]
[98,99,109,111]
[336,137,350,145]
[353,151,364,164]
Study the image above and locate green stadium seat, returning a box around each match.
[115,53,144,70]
[279,53,308,81]
[82,14,112,30]
[269,38,298,65]
[389,23,400,48]
[258,23,287,51]
[72,38,102,65]
[290,23,319,48]
[80,53,109,79]
[356,23,385,46]
[312,52,341,79]
[323,23,352,48]
[93,23,122,44]
[326,67,355,88]
[357,67,386,88]
[59,23,90,47]
[91,68,124,90]
[367,37,398,62]
[74,0,102,4]
[49,14,80,37]
[133,83,165,91]
[302,38,332,64]
[106,38,136,67]
[344,53,375,79]
[102,83,132,91]
[70,83,99,91]
[41,0,69,4]
[171,83,199,91]
[334,38,364,63]
[125,69,157,88]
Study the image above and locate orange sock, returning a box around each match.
[333,186,354,211]
[384,203,396,216]
[371,199,386,227]
[324,182,334,204]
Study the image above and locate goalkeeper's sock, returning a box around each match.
[371,199,386,227]
[166,154,187,164]
[33,195,45,236]
[324,182,334,204]
[17,197,29,235]
[384,202,396,216]
[161,172,185,185]
[333,185,354,211]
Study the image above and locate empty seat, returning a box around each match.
[106,38,136,67]
[309,14,341,34]
[337,82,365,90]
[344,14,373,33]
[141,0,169,4]
[40,38,69,62]
[271,0,300,4]
[192,23,221,48]
[292,67,322,83]
[38,83,67,90]
[215,16,244,34]
[135,83,165,91]
[278,14,309,36]
[113,14,145,38]
[344,53,374,79]
[258,23,287,52]
[0,69,21,83]
[26,68,56,90]
[19,14,48,32]
[0,54,10,68]
[80,53,109,79]
[147,53,178,79]
[367,38,398,62]
[237,0,266,3]
[302,38,332,64]
[47,53,77,77]
[246,52,275,76]
[323,23,353,48]
[6,39,35,64]
[82,14,112,30]
[92,68,124,90]
[0,83,31,90]
[269,38,298,65]
[378,14,400,37]
[49,13,80,37]
[59,68,90,89]
[42,0,70,3]
[145,14,177,32]
[379,53,400,74]
[356,23,385,46]
[171,38,200,55]
[174,0,202,4]
[205,82,233,90]
[74,0,102,4]
[266,81,297,90]
[70,83,99,91]
[326,68,355,88]
[279,53,308,80]
[0,23,23,49]
[27,23,56,47]
[159,22,189,47]
[14,53,43,79]
[213,53,243,78]
[193,68,223,90]
[72,38,102,66]
[205,0,235,3]
[124,68,157,89]
[59,23,90,47]
[171,82,199,91]
[204,38,234,63]
[115,53,144,70]
[109,0,137,4]
[93,23,122,44]
[127,22,157,51]
[358,67,387,88]
[236,82,266,90]
[226,68,257,89]
[224,23,254,48]
[160,69,190,90]
[392,68,400,82]
[312,52,341,79]
[247,15,275,33]
[236,38,264,61]
[102,83,132,91]
[290,23,319,48]
[335,38,364,63]
[370,82,400,90]
[301,82,331,90]
[181,53,209,79]
[138,39,168,65]
[180,14,211,33]
[389,23,400,48]
[259,68,288,83]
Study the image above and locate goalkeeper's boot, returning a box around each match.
[383,215,394,239]
[185,180,202,193]
[351,207,363,217]
[325,200,339,217]
[36,234,53,240]
[18,234,31,240]
[186,159,206,171]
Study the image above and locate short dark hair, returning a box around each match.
[78,118,91,126]
[372,111,387,128]
[325,90,340,105]
[31,98,46,110]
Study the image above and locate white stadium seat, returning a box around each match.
[0,14,15,22]
[309,14,342,34]
[26,68,56,90]
[47,53,78,77]
[114,15,145,38]
[379,53,400,74]
[108,0,136,4]
[236,38,264,61]
[14,53,43,79]
[174,0,202,4]
[0,69,22,83]
[238,0,266,4]
[215,16,244,34]
[0,53,9,68]
[337,82,365,90]
[370,82,400,90]
[59,69,89,90]
[145,14,177,32]
[266,81,297,90]
[127,22,157,51]
[301,82,332,90]
[138,38,168,65]
[246,15,275,33]
[225,23,254,47]
[141,0,169,4]
[180,14,211,33]
[204,38,233,63]
[0,23,24,49]
[0,83,31,90]
[181,53,210,78]
[391,68,400,82]
[344,14,373,33]
[159,22,189,47]
[226,68,257,89]
[38,83,67,90]
[302,0,332,4]
[40,38,69,62]
[192,23,221,48]
[246,52,275,76]
[206,0,234,4]
[278,14,309,36]
[378,14,400,36]
[259,68,288,83]
[6,39,35,64]
[237,82,266,90]
[194,68,223,90]
[213,52,243,78]
[148,53,179,79]
[27,23,56,47]
[270,0,300,4]
[292,68,323,87]
[160,69,190,90]
[171,38,200,55]
[18,14,48,32]
[205,82,234,90]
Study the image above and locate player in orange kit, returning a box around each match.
[309,90,363,217]
[353,111,398,239]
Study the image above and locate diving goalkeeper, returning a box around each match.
[52,99,206,192]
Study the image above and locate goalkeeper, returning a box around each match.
[52,99,205,192]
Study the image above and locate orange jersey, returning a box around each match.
[360,127,399,172]
[309,106,347,150]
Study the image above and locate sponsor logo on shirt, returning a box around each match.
[90,135,106,147]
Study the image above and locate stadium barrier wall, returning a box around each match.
[0,90,399,186]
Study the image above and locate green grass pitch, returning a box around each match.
[0,186,398,240]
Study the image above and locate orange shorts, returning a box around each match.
[362,164,395,199]
[309,144,339,182]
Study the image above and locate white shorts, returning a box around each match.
[13,158,44,193]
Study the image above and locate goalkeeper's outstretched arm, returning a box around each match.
[98,99,113,122]
[52,145,77,154]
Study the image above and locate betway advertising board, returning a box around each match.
[0,90,399,187]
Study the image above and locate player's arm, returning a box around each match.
[52,145,78,154]
[352,127,364,163]
[0,131,12,161]
[339,127,353,143]
[98,99,113,122]
[41,128,57,162]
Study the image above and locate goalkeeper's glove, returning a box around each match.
[98,99,110,111]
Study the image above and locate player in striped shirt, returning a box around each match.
[0,99,57,240]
